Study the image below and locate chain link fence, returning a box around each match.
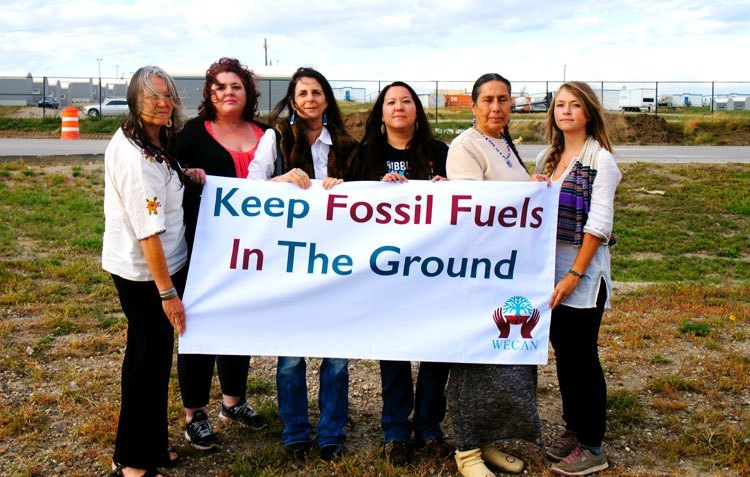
[2,74,748,120]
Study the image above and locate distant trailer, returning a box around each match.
[619,88,656,112]
[445,94,472,107]
[714,98,729,111]
[730,96,749,110]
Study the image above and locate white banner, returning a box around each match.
[180,177,560,365]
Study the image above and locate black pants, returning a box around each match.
[177,354,250,408]
[549,280,607,448]
[111,266,187,469]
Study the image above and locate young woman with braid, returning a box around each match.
[531,81,621,476]
[445,73,539,477]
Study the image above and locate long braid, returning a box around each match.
[503,124,526,170]
[542,130,565,176]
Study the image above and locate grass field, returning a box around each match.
[0,161,748,476]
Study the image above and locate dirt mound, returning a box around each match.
[608,113,686,145]
[343,111,369,140]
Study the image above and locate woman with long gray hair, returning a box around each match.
[102,66,204,477]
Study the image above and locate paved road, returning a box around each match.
[515,144,749,163]
[1,138,749,163]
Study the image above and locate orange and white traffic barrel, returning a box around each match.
[60,107,80,140]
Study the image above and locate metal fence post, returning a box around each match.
[711,82,715,115]
[655,81,659,116]
[42,76,47,119]
[98,77,102,117]
[435,81,439,123]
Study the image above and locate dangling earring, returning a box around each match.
[380,123,386,135]
[290,111,296,125]
[166,117,173,128]
[472,116,476,125]
[415,121,419,131]
[322,111,328,126]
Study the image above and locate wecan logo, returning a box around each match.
[492,295,539,339]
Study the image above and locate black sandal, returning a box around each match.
[108,463,124,477]
[162,447,179,468]
[107,463,167,477]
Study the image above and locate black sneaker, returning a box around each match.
[384,440,412,466]
[184,410,220,450]
[320,444,343,462]
[219,400,267,431]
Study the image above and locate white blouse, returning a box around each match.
[537,148,622,310]
[249,127,333,180]
[102,128,187,281]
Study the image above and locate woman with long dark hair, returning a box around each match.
[445,73,537,477]
[103,66,204,477]
[357,81,446,182]
[249,67,357,187]
[533,81,621,476]
[175,57,269,452]
[249,67,358,461]
[356,81,452,466]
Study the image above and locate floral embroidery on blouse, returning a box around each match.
[146,196,160,215]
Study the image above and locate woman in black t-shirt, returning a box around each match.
[355,82,451,466]
[356,81,447,183]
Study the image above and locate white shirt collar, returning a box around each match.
[316,126,332,146]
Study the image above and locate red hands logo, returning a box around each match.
[493,307,539,339]
[521,309,540,339]
[493,308,511,338]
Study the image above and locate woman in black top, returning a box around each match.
[175,58,269,451]
[356,81,451,466]
[357,81,447,182]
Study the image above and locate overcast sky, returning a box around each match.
[2,0,748,88]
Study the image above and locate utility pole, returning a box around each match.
[116,65,119,78]
[563,64,566,82]
[263,38,268,67]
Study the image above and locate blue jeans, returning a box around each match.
[380,360,450,443]
[276,357,349,448]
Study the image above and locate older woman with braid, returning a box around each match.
[445,73,539,477]
[532,81,621,477]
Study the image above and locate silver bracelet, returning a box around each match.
[159,287,178,301]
